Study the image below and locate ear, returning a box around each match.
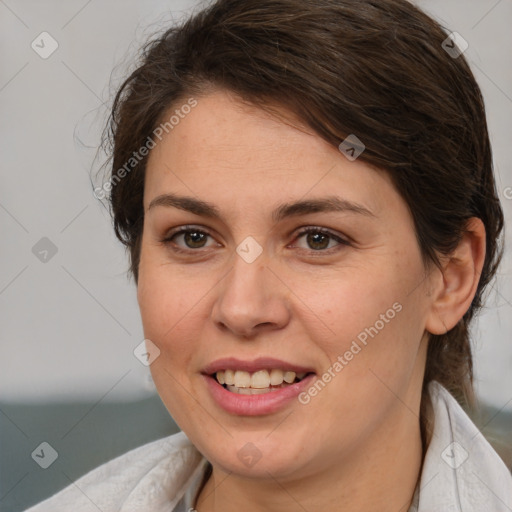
[425,218,486,335]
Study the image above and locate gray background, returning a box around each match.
[1,0,511,510]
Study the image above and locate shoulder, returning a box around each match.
[23,431,205,512]
[415,381,512,512]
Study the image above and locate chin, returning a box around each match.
[200,433,317,480]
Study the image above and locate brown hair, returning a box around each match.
[101,0,504,447]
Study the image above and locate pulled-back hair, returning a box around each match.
[102,0,504,448]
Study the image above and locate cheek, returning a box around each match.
[304,263,426,384]
[294,266,408,345]
[137,260,206,425]
[136,251,217,391]
[137,246,202,333]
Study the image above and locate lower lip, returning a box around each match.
[203,374,316,416]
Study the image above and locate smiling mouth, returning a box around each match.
[212,369,314,395]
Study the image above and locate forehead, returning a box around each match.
[143,90,392,216]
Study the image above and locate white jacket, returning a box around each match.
[24,381,512,511]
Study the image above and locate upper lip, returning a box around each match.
[202,357,316,375]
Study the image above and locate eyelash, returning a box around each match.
[160,225,351,255]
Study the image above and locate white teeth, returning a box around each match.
[251,370,270,388]
[214,369,307,389]
[270,369,284,386]
[233,370,251,388]
[226,385,282,395]
[283,371,296,384]
[224,369,235,385]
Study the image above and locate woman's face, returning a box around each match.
[138,89,435,480]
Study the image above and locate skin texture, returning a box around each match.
[137,89,486,512]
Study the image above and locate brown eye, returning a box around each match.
[293,227,350,252]
[162,227,216,251]
[180,230,208,249]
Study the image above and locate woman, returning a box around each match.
[25,0,512,510]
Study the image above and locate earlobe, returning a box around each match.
[425,218,486,335]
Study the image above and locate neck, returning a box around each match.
[194,406,423,512]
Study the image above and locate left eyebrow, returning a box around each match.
[271,196,376,222]
[147,193,376,222]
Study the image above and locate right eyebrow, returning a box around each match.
[147,193,376,223]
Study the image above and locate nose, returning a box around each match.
[211,249,291,339]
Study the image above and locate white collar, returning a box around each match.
[408,380,512,511]
[117,381,512,511]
